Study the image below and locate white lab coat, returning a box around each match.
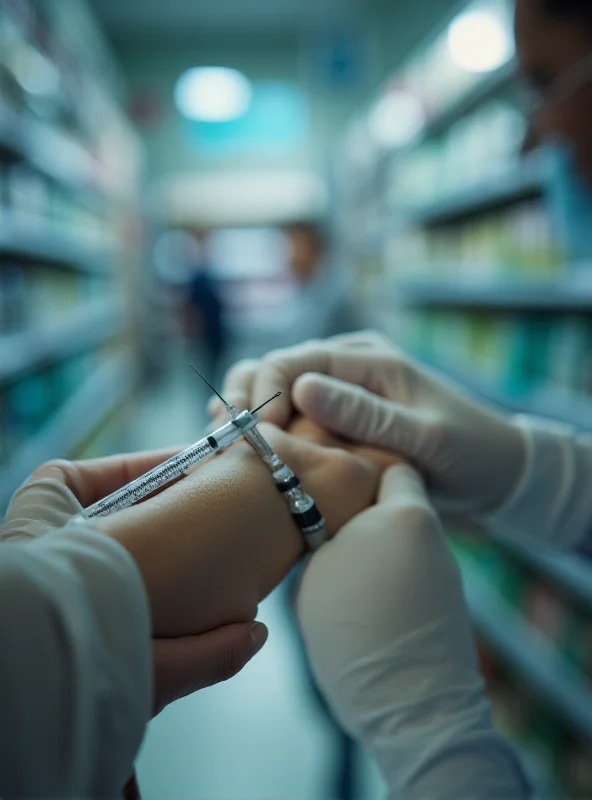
[0,525,151,798]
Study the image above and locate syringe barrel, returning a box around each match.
[81,411,258,519]
[211,412,258,449]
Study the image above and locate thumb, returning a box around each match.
[152,622,268,716]
[3,472,82,541]
[377,463,431,507]
[293,373,423,459]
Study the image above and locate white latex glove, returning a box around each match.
[296,464,530,799]
[2,467,80,541]
[216,331,526,519]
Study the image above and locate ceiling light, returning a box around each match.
[447,8,514,73]
[174,67,252,122]
[368,90,425,148]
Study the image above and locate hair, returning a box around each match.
[284,220,328,255]
[541,0,592,25]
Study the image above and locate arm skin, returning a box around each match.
[95,423,398,639]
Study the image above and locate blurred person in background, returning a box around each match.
[516,0,592,182]
[282,220,364,345]
[517,0,592,259]
[183,230,227,384]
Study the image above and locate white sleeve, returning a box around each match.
[0,523,152,798]
[319,612,531,800]
[487,415,592,553]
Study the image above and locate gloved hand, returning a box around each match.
[215,331,527,519]
[1,453,268,716]
[295,464,530,799]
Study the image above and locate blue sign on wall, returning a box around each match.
[183,81,308,156]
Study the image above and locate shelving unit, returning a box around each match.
[337,0,592,791]
[0,101,104,210]
[0,217,114,273]
[0,1,143,513]
[0,354,135,511]
[0,300,124,384]
[403,156,547,228]
[420,60,516,141]
[465,567,592,740]
[395,275,592,311]
[417,353,592,432]
[488,529,592,612]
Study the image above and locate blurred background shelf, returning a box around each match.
[489,529,592,612]
[0,102,104,211]
[0,300,124,385]
[0,353,136,511]
[396,275,592,310]
[418,354,592,432]
[420,61,516,140]
[465,567,592,740]
[402,157,547,228]
[0,217,114,273]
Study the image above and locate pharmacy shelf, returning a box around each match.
[489,529,592,611]
[401,157,547,228]
[346,65,516,198]
[464,567,592,740]
[0,216,113,274]
[0,102,103,211]
[396,275,592,311]
[0,301,124,385]
[0,354,135,512]
[419,354,592,432]
[421,61,516,141]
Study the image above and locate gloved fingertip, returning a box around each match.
[378,464,428,504]
[292,373,333,418]
[29,463,69,483]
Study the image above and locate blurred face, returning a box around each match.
[287,230,320,282]
[515,0,592,181]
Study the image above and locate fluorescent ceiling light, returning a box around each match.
[368,90,425,148]
[447,8,513,73]
[174,67,252,122]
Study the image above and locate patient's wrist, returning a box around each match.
[98,438,304,637]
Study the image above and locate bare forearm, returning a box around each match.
[97,441,303,638]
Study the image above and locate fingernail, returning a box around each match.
[250,622,268,653]
[32,464,67,482]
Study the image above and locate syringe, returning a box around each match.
[79,361,282,521]
[80,411,259,520]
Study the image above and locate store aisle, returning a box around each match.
[130,356,385,799]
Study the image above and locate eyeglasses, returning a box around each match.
[523,52,592,115]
